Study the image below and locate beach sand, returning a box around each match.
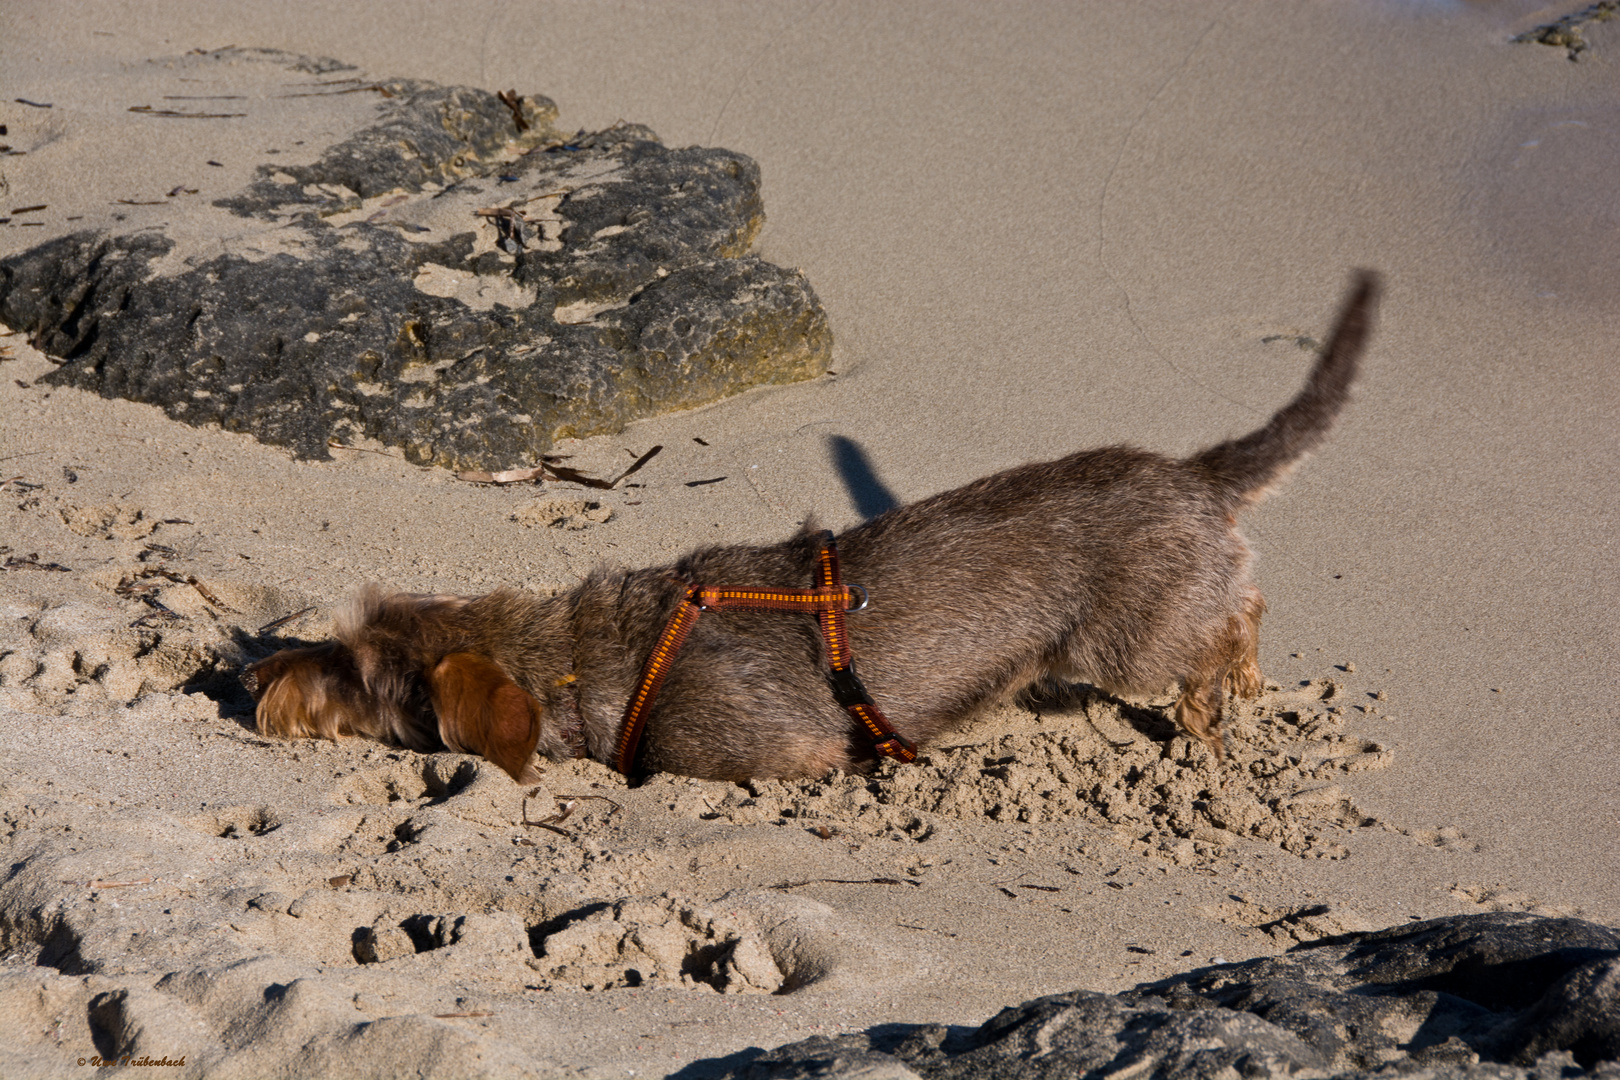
[1,2,1616,1076]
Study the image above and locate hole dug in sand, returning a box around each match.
[58,502,159,541]
[330,753,478,807]
[523,890,875,997]
[511,496,612,530]
[183,805,283,839]
[353,911,529,969]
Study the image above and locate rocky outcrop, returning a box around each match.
[731,913,1620,1080]
[0,49,831,470]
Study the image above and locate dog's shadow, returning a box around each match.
[829,434,900,521]
[184,626,326,732]
[1017,680,1180,746]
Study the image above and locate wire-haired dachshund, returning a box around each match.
[245,272,1380,785]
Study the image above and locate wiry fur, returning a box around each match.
[247,272,1380,784]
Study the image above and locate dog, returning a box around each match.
[245,272,1379,785]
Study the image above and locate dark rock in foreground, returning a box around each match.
[725,913,1620,1080]
[0,50,831,469]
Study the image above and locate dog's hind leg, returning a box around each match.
[1223,587,1266,701]
[1174,592,1266,761]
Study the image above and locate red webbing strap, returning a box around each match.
[613,591,703,774]
[814,542,852,668]
[815,536,917,763]
[693,586,850,613]
[612,536,917,775]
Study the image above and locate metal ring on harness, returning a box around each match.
[845,583,869,612]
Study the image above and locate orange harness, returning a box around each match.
[612,533,918,775]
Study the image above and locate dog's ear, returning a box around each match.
[247,644,370,741]
[426,653,543,783]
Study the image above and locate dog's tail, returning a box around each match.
[1193,270,1380,508]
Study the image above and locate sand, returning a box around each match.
[1,2,1616,1076]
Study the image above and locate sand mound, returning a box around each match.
[651,676,1395,865]
[526,893,783,993]
[0,599,233,714]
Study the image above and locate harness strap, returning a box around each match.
[612,533,918,775]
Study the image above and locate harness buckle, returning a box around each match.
[845,583,869,612]
[826,664,874,709]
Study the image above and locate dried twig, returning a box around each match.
[544,446,662,489]
[898,922,958,937]
[327,439,399,457]
[769,877,918,891]
[83,877,153,889]
[521,796,576,837]
[258,606,316,635]
[457,445,661,490]
[496,90,529,132]
[533,460,609,488]
[274,84,390,99]
[3,552,70,572]
[474,205,530,252]
[117,566,237,613]
[520,789,624,836]
[128,105,247,119]
[608,445,662,487]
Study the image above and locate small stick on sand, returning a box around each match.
[328,439,400,458]
[258,606,316,635]
[769,877,919,890]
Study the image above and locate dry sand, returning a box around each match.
[1,2,1616,1076]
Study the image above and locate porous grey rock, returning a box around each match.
[731,913,1620,1080]
[0,51,831,470]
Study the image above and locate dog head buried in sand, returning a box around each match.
[245,272,1380,786]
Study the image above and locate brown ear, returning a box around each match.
[425,653,543,783]
[246,644,366,742]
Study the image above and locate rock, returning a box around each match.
[730,913,1620,1080]
[0,48,831,471]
